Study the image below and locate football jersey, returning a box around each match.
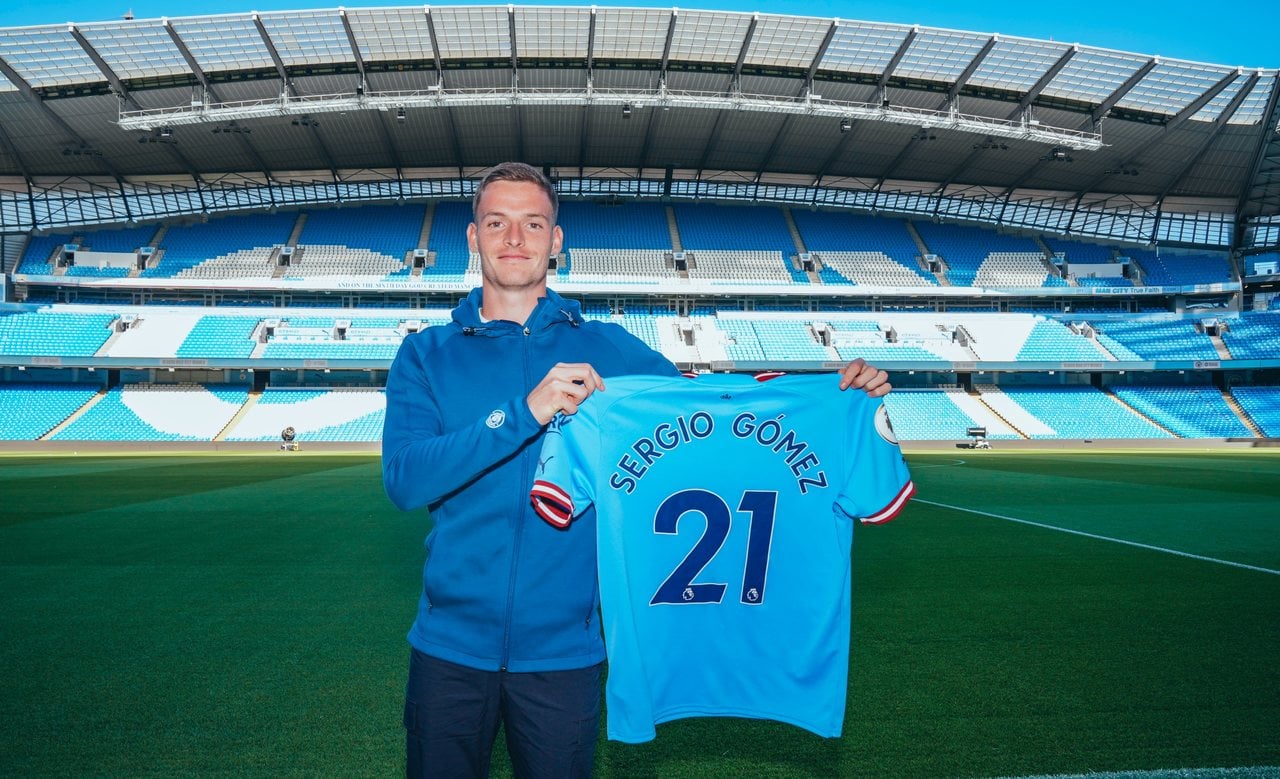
[530,373,914,743]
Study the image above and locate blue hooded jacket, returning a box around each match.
[382,287,678,672]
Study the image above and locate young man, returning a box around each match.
[382,162,890,778]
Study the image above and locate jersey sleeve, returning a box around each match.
[833,396,915,524]
[530,409,600,528]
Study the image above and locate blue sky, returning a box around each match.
[3,0,1276,68]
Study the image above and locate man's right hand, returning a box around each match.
[527,363,606,425]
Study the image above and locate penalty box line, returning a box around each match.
[915,499,1280,577]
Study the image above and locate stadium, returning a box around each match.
[1,4,1278,778]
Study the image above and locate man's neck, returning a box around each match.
[479,285,546,325]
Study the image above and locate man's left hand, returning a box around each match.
[838,358,891,398]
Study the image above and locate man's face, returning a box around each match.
[467,179,563,296]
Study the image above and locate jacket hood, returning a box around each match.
[452,287,585,333]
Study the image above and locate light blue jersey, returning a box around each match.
[531,373,914,743]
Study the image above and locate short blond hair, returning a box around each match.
[471,162,559,224]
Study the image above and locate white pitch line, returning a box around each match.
[999,768,1280,779]
[915,498,1280,577]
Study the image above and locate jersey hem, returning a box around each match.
[607,706,842,743]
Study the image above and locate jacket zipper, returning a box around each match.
[499,323,534,671]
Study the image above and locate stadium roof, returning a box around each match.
[0,5,1277,243]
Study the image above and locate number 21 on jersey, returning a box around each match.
[650,489,778,607]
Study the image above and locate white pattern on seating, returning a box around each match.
[818,251,933,286]
[685,250,793,284]
[972,385,1058,436]
[569,249,672,278]
[226,389,385,440]
[974,252,1051,288]
[119,384,245,438]
[106,314,203,358]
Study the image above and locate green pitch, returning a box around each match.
[1,451,1277,777]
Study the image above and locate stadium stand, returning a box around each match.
[981,385,1172,439]
[792,211,918,263]
[1230,386,1280,436]
[970,385,1058,437]
[288,205,424,278]
[299,204,425,256]
[791,211,936,286]
[0,308,115,356]
[1090,318,1220,361]
[1,201,1277,444]
[18,305,1280,372]
[51,384,248,441]
[609,311,663,352]
[103,312,204,359]
[1111,384,1253,438]
[557,202,671,250]
[0,9,1273,458]
[176,316,262,359]
[0,383,101,440]
[717,315,832,362]
[565,249,673,282]
[1016,320,1110,361]
[881,388,983,441]
[714,317,768,362]
[830,318,952,362]
[261,317,404,360]
[425,202,475,281]
[16,235,71,275]
[1220,313,1280,360]
[672,204,800,283]
[912,222,1047,287]
[809,251,934,287]
[686,250,798,285]
[2,307,1277,442]
[1124,249,1234,287]
[674,204,793,254]
[79,225,161,253]
[882,387,1022,441]
[223,389,385,442]
[1042,236,1115,265]
[142,213,296,278]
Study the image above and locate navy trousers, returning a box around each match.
[404,648,602,778]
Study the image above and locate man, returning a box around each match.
[382,162,889,778]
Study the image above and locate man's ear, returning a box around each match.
[466,221,478,252]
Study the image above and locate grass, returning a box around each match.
[1,451,1278,777]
